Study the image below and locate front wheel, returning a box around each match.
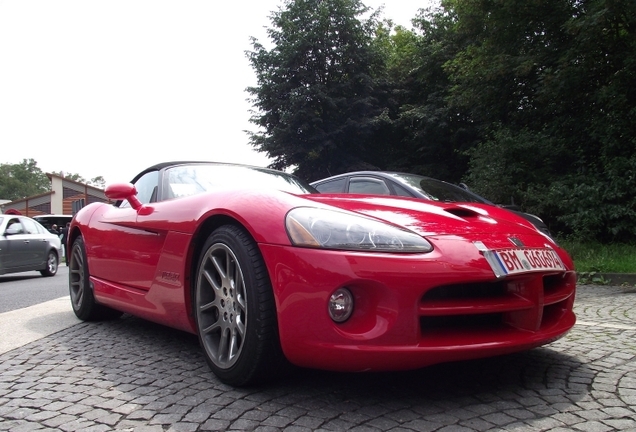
[69,236,122,321]
[194,225,284,386]
[40,250,58,276]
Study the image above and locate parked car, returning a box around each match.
[33,214,73,233]
[0,215,62,276]
[68,161,576,386]
[311,171,551,237]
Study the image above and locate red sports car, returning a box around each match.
[68,161,576,386]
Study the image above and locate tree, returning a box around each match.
[556,0,636,241]
[0,162,108,204]
[246,0,386,180]
[372,6,478,183]
[444,0,636,241]
[51,171,86,183]
[50,172,106,189]
[246,0,636,241]
[0,159,50,201]
[89,176,106,189]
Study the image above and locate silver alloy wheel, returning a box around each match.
[40,250,58,276]
[196,242,247,370]
[47,252,57,273]
[69,242,85,309]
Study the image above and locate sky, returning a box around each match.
[0,0,437,185]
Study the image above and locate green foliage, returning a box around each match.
[462,126,573,232]
[446,0,636,242]
[0,163,107,204]
[0,159,50,201]
[576,272,611,286]
[50,171,105,188]
[375,7,478,183]
[51,171,86,183]
[444,0,576,128]
[247,0,636,242]
[89,176,106,189]
[246,0,386,181]
[559,238,636,273]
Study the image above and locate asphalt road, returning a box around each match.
[0,266,69,313]
[0,267,77,355]
[0,279,635,431]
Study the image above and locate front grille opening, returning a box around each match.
[542,301,568,326]
[422,282,507,302]
[420,313,503,334]
[543,274,564,293]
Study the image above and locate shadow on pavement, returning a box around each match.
[9,313,588,429]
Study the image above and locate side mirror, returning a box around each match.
[105,183,137,200]
[105,183,143,210]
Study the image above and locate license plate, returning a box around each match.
[480,247,566,278]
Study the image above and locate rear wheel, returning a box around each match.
[69,236,122,320]
[40,251,58,276]
[194,225,284,386]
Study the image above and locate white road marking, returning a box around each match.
[0,296,80,355]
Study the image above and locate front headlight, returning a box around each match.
[286,207,433,253]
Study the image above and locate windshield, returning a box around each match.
[163,164,315,199]
[388,173,491,204]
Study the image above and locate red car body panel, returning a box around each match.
[261,241,575,371]
[70,169,576,373]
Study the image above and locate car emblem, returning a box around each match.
[509,237,524,247]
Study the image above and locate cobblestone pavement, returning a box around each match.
[1,285,635,432]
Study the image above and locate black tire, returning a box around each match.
[69,236,122,321]
[40,250,59,277]
[194,225,284,386]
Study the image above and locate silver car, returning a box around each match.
[0,215,62,277]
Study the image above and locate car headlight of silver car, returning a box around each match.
[286,207,433,253]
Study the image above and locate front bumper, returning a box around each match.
[259,239,576,372]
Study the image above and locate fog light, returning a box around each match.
[328,288,354,323]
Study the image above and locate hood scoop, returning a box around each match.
[444,207,480,218]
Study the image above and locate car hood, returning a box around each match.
[305,194,543,240]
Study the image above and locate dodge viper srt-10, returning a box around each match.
[68,161,576,386]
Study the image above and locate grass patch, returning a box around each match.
[558,239,636,273]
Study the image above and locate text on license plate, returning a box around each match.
[483,247,566,277]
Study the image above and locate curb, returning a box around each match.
[597,273,636,285]
[578,272,636,286]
